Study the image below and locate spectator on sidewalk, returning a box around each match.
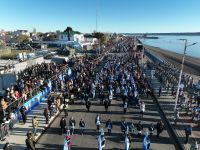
[32,116,38,136]
[184,125,192,144]
[79,118,85,135]
[69,116,76,135]
[20,106,27,124]
[60,117,67,135]
[25,132,35,150]
[43,107,49,124]
[3,142,13,150]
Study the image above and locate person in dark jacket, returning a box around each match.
[79,118,85,135]
[106,119,113,135]
[185,125,192,144]
[43,108,49,124]
[104,100,109,112]
[20,106,27,124]
[3,142,13,150]
[63,104,68,117]
[25,133,35,150]
[85,100,91,112]
[156,121,164,138]
[136,121,143,137]
[60,117,67,135]
[121,120,127,136]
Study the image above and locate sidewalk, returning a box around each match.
[144,68,199,150]
[0,93,62,150]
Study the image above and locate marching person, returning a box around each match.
[95,114,101,131]
[63,104,68,117]
[124,101,128,114]
[140,101,145,117]
[148,123,155,136]
[129,122,135,136]
[60,117,67,135]
[121,120,127,137]
[32,116,38,136]
[79,118,85,135]
[156,121,164,138]
[85,100,91,112]
[43,107,49,124]
[106,119,113,135]
[184,125,192,144]
[69,116,76,135]
[136,121,143,137]
[104,99,109,112]
[174,108,179,126]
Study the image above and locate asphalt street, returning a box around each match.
[36,96,176,150]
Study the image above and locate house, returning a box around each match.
[59,32,74,41]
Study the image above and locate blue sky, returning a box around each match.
[0,0,200,33]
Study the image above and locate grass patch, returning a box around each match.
[0,50,32,59]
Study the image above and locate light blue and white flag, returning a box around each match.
[143,131,150,150]
[98,128,105,150]
[125,135,130,150]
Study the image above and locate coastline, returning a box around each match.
[144,44,200,76]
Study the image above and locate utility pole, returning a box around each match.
[174,39,197,112]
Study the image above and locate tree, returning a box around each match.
[64,27,73,41]
[15,35,30,44]
[92,32,107,44]
[43,33,57,41]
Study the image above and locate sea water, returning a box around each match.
[139,35,200,59]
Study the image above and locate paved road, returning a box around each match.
[36,97,175,150]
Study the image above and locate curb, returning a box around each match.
[35,106,63,143]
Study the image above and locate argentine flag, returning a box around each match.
[125,135,130,150]
[64,130,71,150]
[98,128,106,150]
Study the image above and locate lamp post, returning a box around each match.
[174,39,197,112]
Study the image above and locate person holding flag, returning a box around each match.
[143,131,151,150]
[63,129,71,150]
[98,128,106,150]
[125,134,131,150]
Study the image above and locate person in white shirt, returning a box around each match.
[140,102,145,117]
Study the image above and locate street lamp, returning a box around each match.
[174,39,197,112]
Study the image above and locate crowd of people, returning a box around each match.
[2,37,196,149]
[51,38,166,150]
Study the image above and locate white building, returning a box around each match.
[59,32,74,41]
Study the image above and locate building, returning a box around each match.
[59,32,74,41]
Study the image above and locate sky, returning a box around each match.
[0,0,200,33]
